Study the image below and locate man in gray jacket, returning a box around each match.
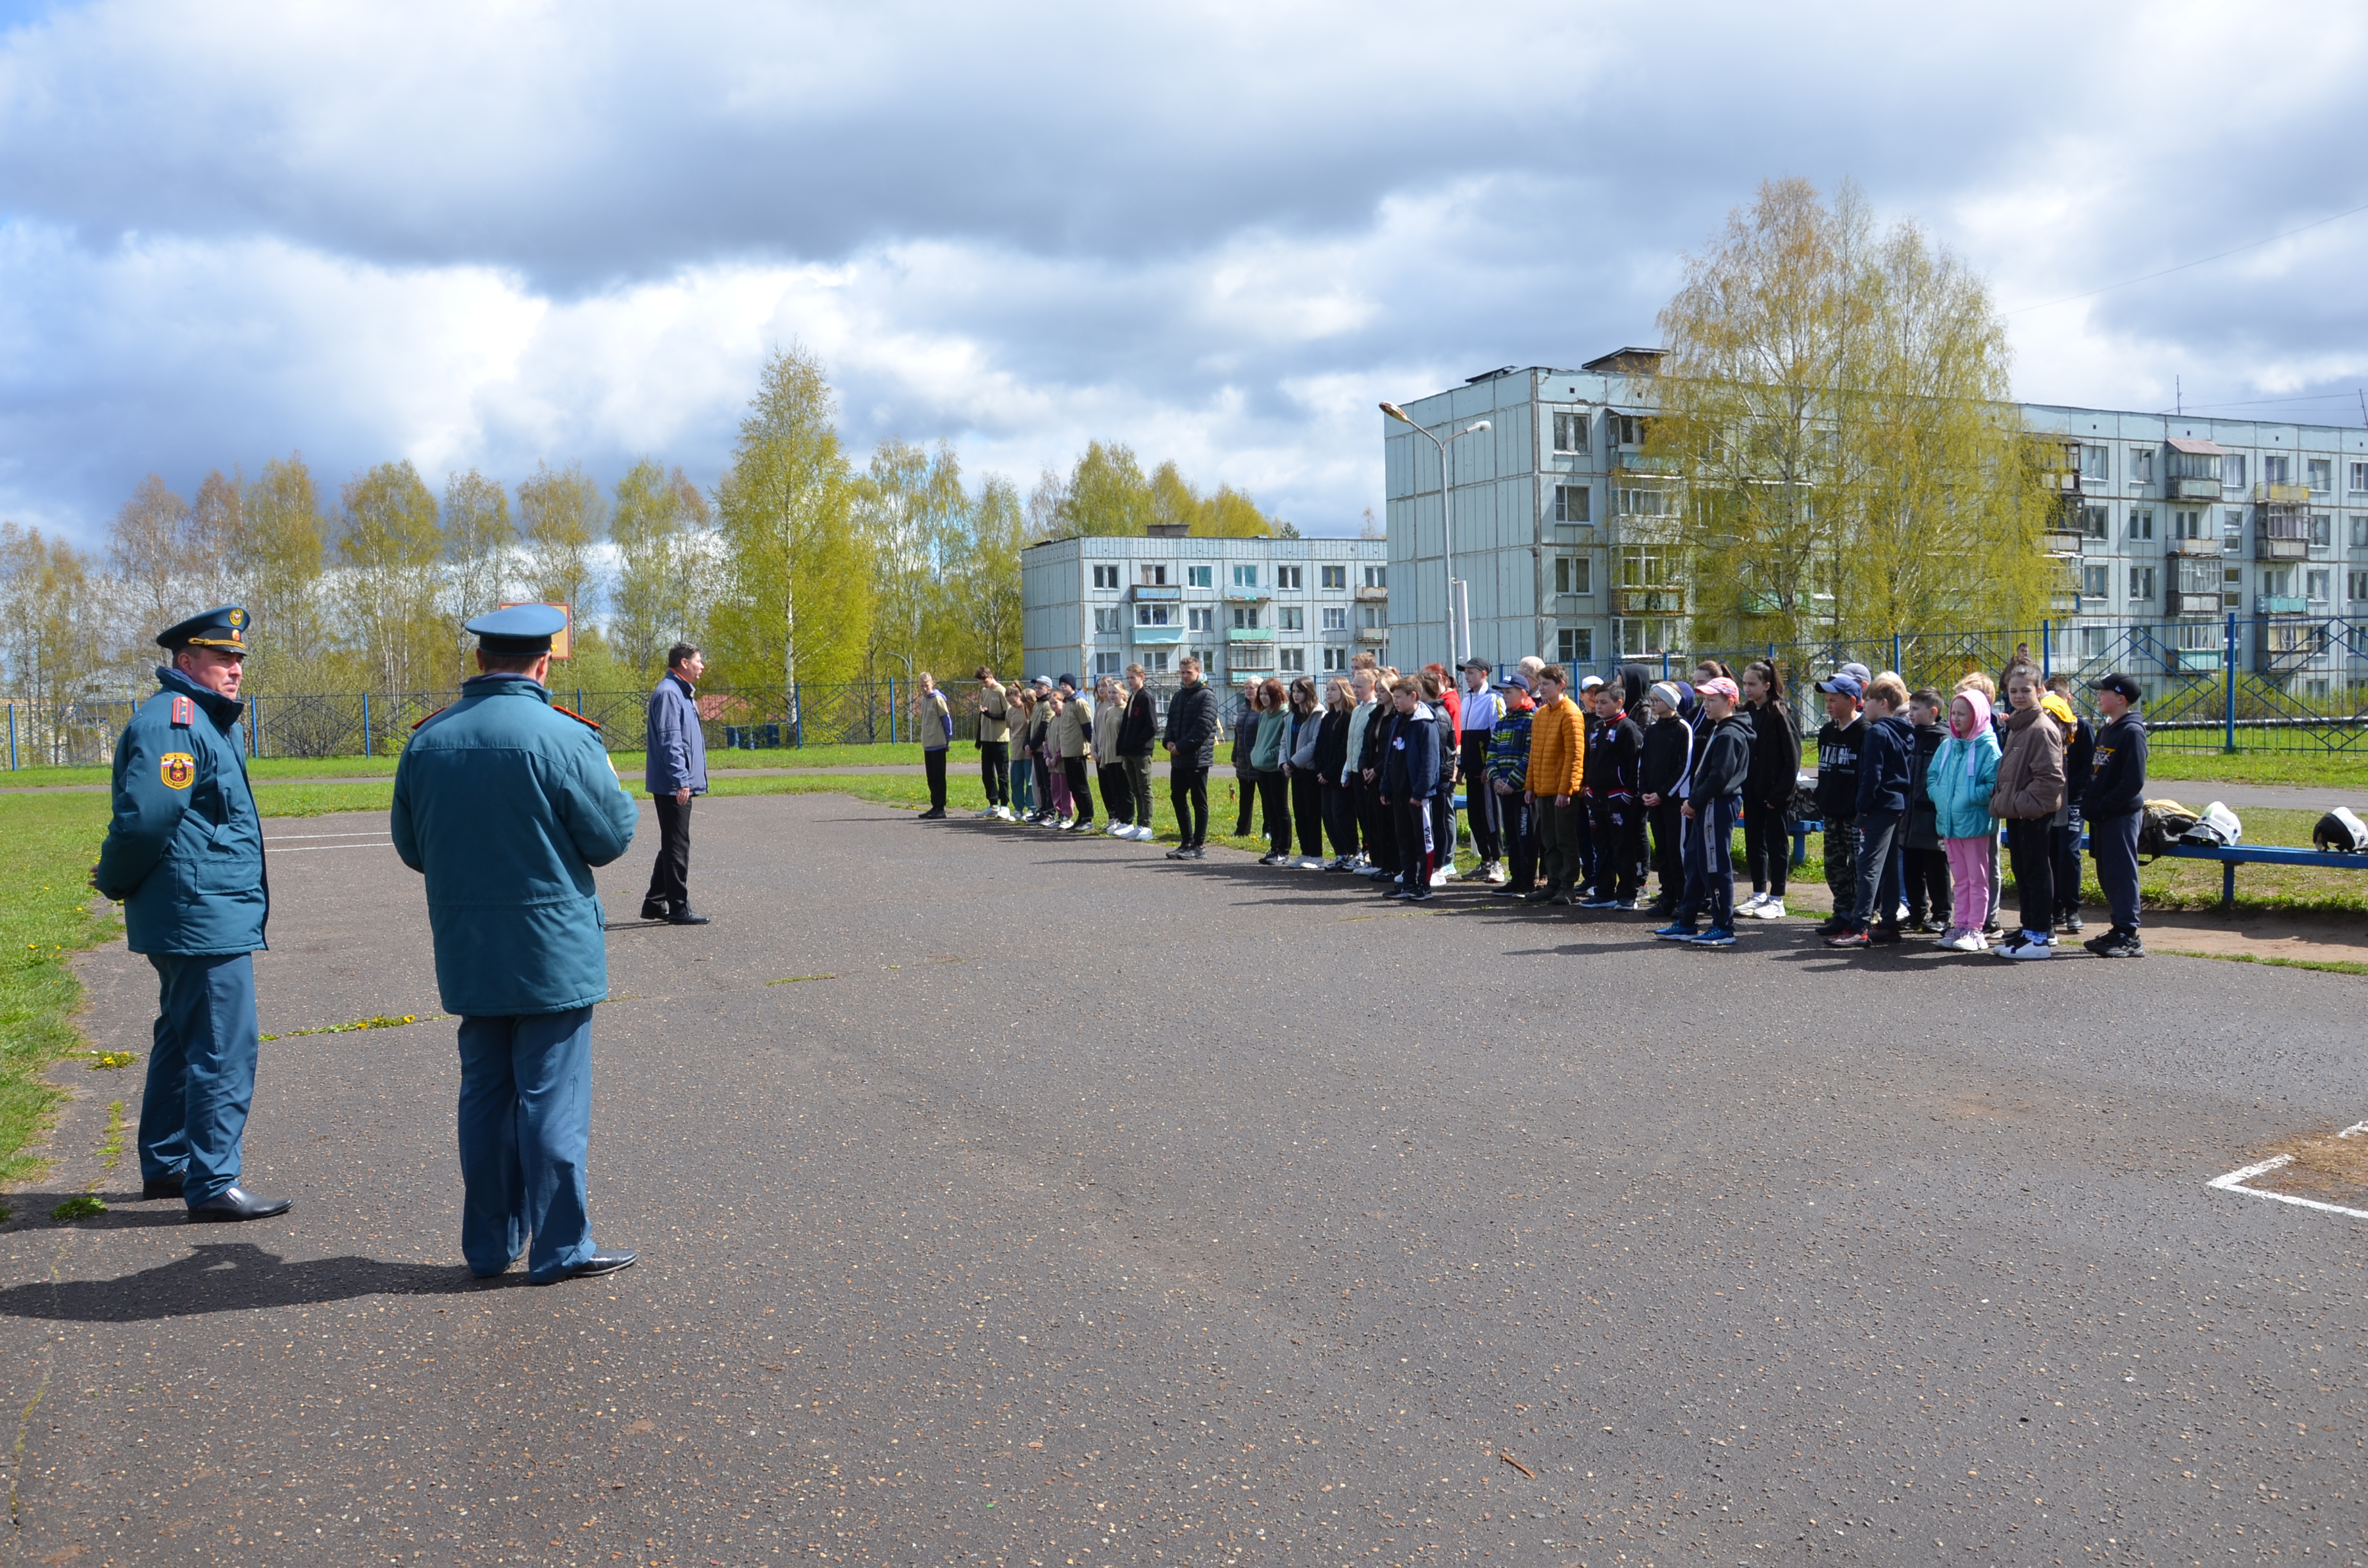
[641,643,710,924]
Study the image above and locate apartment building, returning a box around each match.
[1383,352,2368,694]
[1021,527,1388,689]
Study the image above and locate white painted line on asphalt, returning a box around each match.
[269,840,394,853]
[2208,1154,2368,1222]
[267,829,391,841]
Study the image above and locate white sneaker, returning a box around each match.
[1429,866,1451,887]
[1944,930,1983,952]
[1297,856,1324,870]
[1130,824,1154,841]
[1995,932,2055,960]
[1483,860,1509,885]
[1750,898,1785,920]
[1105,821,1127,836]
[994,806,1015,821]
[1739,891,1767,912]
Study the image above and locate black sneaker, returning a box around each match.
[2056,913,2085,934]
[1816,915,1852,936]
[1165,845,1191,860]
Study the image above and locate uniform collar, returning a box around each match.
[461,673,552,703]
[155,665,245,724]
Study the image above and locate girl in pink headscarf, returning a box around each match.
[1927,688,2003,951]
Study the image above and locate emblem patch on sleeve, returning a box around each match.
[160,753,196,789]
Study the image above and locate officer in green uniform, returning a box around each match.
[93,607,293,1221]
[390,605,641,1284]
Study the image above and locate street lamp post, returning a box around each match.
[1381,403,1492,667]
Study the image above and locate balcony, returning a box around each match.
[1354,584,1388,601]
[1133,584,1181,603]
[2255,483,2310,505]
[2167,589,2221,617]
[1129,623,1184,646]
[2166,537,2219,558]
[1612,587,1686,617]
[2258,594,2308,615]
[2168,477,2221,502]
[2255,532,2310,562]
[2049,589,2081,614]
[1221,587,1270,603]
[1354,626,1390,644]
[1229,646,1275,672]
[2040,528,2084,557]
[1226,625,1274,642]
[2171,646,2224,674]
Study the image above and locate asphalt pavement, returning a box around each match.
[4,794,2365,1566]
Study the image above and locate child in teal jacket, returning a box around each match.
[1928,689,2002,951]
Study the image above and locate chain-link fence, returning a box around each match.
[7,621,2364,769]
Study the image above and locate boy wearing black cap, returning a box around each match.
[2082,673,2150,958]
[1812,674,1866,934]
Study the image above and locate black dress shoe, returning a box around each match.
[664,909,712,926]
[142,1172,184,1201]
[540,1248,637,1284]
[186,1186,293,1223]
[638,901,668,920]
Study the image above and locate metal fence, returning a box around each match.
[8,618,2365,768]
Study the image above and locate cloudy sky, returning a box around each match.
[1,0,2363,542]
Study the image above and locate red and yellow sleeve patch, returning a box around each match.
[160,753,195,789]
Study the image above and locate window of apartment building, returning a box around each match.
[2079,444,2110,480]
[2128,507,2154,541]
[2262,566,2295,598]
[2080,505,2109,539]
[1188,607,1217,632]
[2352,516,2368,548]
[1091,564,1119,589]
[1320,564,1347,590]
[1276,565,1303,591]
[1553,411,1590,453]
[1094,651,1121,676]
[1616,487,1668,518]
[1617,618,1683,658]
[1093,607,1121,633]
[1554,555,1592,595]
[1146,650,1171,673]
[1321,606,1347,632]
[1611,414,1645,447]
[2307,568,2332,603]
[2130,447,2155,486]
[2310,514,2333,548]
[2351,461,2368,493]
[2221,452,2245,489]
[1140,563,1169,585]
[2349,569,2368,603]
[2264,453,2292,486]
[1322,646,1349,672]
[2224,507,2248,547]
[1554,484,1591,523]
[2173,623,2218,658]
[2082,564,2110,600]
[1187,564,1213,589]
[2224,565,2245,609]
[1277,607,1304,631]
[1278,648,1306,673]
[1359,605,1386,630]
[1135,603,1176,627]
[1362,565,1387,589]
[2306,458,2333,494]
[2172,508,2205,539]
[1617,544,1680,587]
[1558,628,1593,665]
[1231,605,1260,630]
[1188,646,1217,671]
[2127,564,2157,602]
[1232,564,1258,589]
[2078,626,2110,660]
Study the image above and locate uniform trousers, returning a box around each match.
[139,951,260,1206]
[1323,780,1360,859]
[643,794,694,911]
[1062,757,1094,824]
[1647,799,1684,905]
[1360,777,1398,873]
[1850,809,1903,933]
[1743,799,1790,897]
[2051,805,2085,920]
[1255,771,1291,856]
[456,1006,597,1283]
[1429,789,1457,872]
[922,747,950,812]
[1498,790,1537,890]
[2005,818,2055,939]
[1822,813,1861,924]
[1677,796,1742,931]
[977,740,1010,807]
[1586,797,1645,901]
[1231,771,1261,838]
[1169,764,1209,847]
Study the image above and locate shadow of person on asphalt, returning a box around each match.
[0,1241,508,1320]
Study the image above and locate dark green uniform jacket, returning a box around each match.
[94,667,268,956]
[390,674,639,1017]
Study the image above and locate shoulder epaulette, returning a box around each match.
[551,703,603,732]
[411,704,449,731]
[170,694,194,728]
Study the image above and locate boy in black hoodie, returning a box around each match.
[2081,673,2150,958]
[1580,684,1645,908]
[1813,674,1866,934]
[1829,673,1912,947]
[2045,674,2096,935]
[1638,682,1693,918]
[1656,677,1754,945]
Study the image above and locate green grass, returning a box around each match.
[2141,751,2368,792]
[2158,949,2368,977]
[0,793,122,1184]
